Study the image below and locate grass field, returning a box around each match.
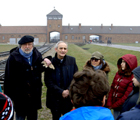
[67,44,140,85]
[1,43,140,119]
[0,44,17,52]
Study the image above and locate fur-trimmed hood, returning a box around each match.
[83,59,110,74]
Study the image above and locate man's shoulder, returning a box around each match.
[66,55,75,60]
[10,47,18,54]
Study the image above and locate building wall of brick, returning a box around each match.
[1,33,140,44]
[0,34,47,43]
[99,34,140,43]
[47,19,62,43]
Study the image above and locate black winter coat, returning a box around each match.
[4,47,45,115]
[44,53,78,111]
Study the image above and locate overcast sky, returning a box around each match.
[0,0,140,26]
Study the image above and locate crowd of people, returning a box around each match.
[0,35,140,120]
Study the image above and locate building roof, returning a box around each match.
[47,9,62,16]
[0,26,47,34]
[0,25,140,34]
[62,26,140,34]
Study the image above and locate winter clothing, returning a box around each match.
[120,86,139,113]
[0,85,2,92]
[120,66,140,113]
[0,92,13,120]
[117,66,140,120]
[83,59,110,78]
[92,51,104,59]
[132,66,140,105]
[117,105,140,120]
[106,54,137,119]
[4,47,49,116]
[18,35,34,44]
[60,106,114,120]
[132,66,140,83]
[44,53,78,119]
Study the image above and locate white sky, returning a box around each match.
[0,0,140,26]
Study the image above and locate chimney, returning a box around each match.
[101,24,103,28]
[79,23,81,29]
[68,23,70,29]
[111,24,113,28]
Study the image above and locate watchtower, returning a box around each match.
[46,9,63,43]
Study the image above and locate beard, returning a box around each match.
[23,48,33,54]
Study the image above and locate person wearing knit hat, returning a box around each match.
[83,51,110,79]
[0,92,13,120]
[120,65,140,114]
[117,66,140,120]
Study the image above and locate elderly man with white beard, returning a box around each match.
[4,35,51,120]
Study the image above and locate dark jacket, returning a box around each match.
[117,105,140,120]
[120,86,139,113]
[4,47,45,115]
[106,54,137,110]
[44,53,78,111]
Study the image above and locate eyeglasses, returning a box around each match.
[91,58,99,62]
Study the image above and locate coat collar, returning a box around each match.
[10,47,40,65]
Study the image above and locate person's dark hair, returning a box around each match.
[100,59,105,66]
[118,58,132,76]
[69,69,110,108]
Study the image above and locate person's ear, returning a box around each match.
[71,100,73,104]
[55,48,57,52]
[102,95,106,106]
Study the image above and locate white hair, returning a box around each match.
[55,41,68,49]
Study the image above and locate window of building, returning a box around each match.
[2,36,5,40]
[58,25,60,28]
[58,17,61,19]
[53,16,57,19]
[76,37,77,40]
[65,35,68,40]
[18,35,21,37]
[72,35,74,39]
[49,25,51,28]
[79,37,80,39]
[83,36,85,40]
[49,17,52,19]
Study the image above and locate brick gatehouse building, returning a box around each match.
[0,9,140,44]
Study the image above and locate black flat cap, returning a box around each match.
[18,35,34,45]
